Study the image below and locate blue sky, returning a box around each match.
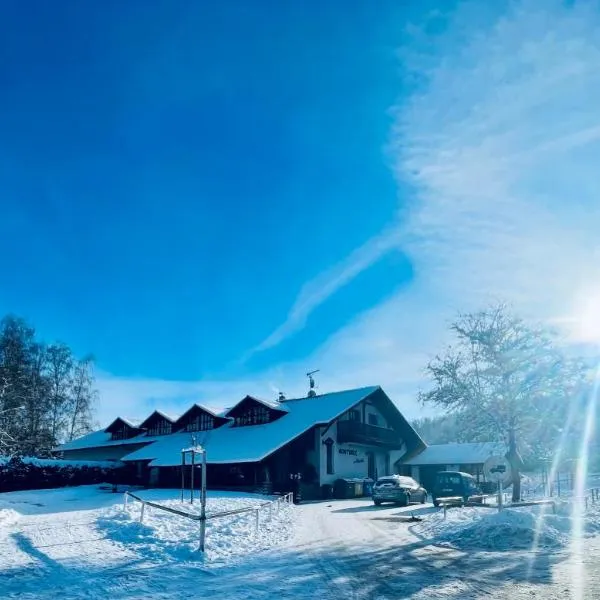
[2,0,600,425]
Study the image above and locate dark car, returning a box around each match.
[373,475,428,506]
[432,471,482,507]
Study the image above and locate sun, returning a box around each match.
[566,289,600,345]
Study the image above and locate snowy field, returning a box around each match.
[3,485,600,599]
[0,485,295,599]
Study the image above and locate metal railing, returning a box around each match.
[336,420,402,447]
[123,490,294,552]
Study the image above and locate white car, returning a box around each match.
[372,475,427,506]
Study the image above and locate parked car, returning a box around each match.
[372,475,427,506]
[432,471,482,507]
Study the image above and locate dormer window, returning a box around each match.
[148,420,172,436]
[234,405,270,426]
[225,395,288,427]
[105,417,142,441]
[139,411,176,437]
[111,425,132,440]
[174,404,228,433]
[185,413,214,432]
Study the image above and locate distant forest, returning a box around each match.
[0,315,97,456]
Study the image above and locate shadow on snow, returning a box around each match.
[0,521,565,600]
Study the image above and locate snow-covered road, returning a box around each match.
[1,486,599,599]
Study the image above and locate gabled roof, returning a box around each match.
[57,429,152,451]
[122,386,381,466]
[173,403,230,429]
[400,442,506,466]
[104,416,143,433]
[58,385,425,465]
[222,395,289,417]
[138,410,177,429]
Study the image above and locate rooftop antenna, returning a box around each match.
[306,369,320,397]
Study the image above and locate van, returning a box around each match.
[432,471,482,507]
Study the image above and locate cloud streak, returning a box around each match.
[95,0,600,425]
[247,225,404,356]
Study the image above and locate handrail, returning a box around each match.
[123,490,294,550]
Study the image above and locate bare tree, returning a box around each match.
[420,304,588,501]
[46,343,74,442]
[0,315,97,455]
[67,356,97,441]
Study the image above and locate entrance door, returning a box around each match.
[367,452,376,480]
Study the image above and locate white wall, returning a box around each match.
[319,421,391,485]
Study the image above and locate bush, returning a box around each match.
[0,456,125,492]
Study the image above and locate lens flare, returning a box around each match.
[569,365,599,600]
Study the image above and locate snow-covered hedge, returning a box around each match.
[0,456,124,492]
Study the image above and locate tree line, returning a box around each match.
[0,315,97,456]
[413,304,593,501]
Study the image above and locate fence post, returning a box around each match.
[199,517,206,553]
[140,502,145,523]
[269,503,273,521]
[443,502,447,520]
[199,450,207,553]
[124,493,128,509]
[190,450,195,504]
[255,508,260,533]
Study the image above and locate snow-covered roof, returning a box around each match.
[139,410,178,428]
[400,442,506,466]
[222,395,289,417]
[121,386,381,466]
[104,416,143,432]
[56,429,160,451]
[176,403,228,422]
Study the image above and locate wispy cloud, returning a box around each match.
[394,0,600,326]
[95,0,600,424]
[246,225,404,356]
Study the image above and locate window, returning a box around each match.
[185,413,214,432]
[111,425,133,440]
[326,441,334,474]
[368,413,378,426]
[148,420,172,436]
[233,405,270,426]
[348,409,360,421]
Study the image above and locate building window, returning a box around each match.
[348,409,360,422]
[368,413,379,426]
[185,413,214,432]
[326,442,334,474]
[148,420,172,436]
[111,426,132,441]
[233,405,270,427]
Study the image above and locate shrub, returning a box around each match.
[0,456,124,492]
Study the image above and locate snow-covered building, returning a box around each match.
[57,385,426,494]
[397,442,506,491]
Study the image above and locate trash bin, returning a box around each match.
[333,478,357,499]
[353,479,364,497]
[321,484,333,499]
[363,478,374,497]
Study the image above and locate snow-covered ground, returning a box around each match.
[0,485,295,599]
[3,485,600,599]
[103,490,295,563]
